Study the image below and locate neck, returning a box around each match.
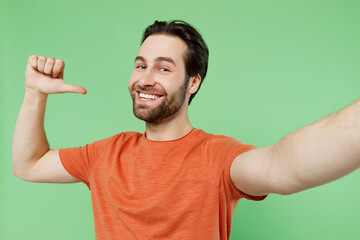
[144,109,193,141]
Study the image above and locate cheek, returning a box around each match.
[128,73,137,90]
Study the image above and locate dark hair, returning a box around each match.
[141,20,209,105]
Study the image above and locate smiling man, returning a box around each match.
[12,20,360,240]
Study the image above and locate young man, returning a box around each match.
[13,20,360,239]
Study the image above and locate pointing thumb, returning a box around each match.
[62,83,87,94]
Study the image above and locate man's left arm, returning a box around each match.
[230,99,360,196]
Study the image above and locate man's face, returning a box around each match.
[128,34,189,123]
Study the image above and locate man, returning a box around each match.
[12,20,360,239]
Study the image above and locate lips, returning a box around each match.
[131,83,166,103]
[138,91,162,100]
[134,91,164,104]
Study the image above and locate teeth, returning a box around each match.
[139,92,160,100]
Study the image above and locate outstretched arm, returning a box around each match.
[230,99,360,196]
[12,55,86,182]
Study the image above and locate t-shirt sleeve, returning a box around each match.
[217,137,268,201]
[59,135,116,190]
[227,146,268,201]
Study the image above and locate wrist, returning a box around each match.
[24,87,48,98]
[24,88,48,104]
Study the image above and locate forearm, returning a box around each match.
[12,89,50,176]
[269,99,360,194]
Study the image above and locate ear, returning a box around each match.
[187,74,201,95]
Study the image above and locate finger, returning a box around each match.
[28,55,38,69]
[60,83,87,94]
[37,56,46,73]
[44,57,55,75]
[52,59,65,78]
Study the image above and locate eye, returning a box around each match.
[159,67,170,72]
[136,64,146,70]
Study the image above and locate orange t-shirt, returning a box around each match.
[59,128,267,240]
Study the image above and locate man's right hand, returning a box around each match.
[25,55,87,95]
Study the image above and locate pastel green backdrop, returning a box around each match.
[1,0,359,239]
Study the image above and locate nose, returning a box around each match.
[138,69,156,87]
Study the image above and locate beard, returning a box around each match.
[130,80,188,123]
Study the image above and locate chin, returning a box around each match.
[131,89,186,123]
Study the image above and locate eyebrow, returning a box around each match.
[134,56,176,67]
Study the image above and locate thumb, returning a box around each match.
[61,83,87,94]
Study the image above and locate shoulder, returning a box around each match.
[195,129,254,149]
[193,129,256,161]
[88,131,143,149]
[112,131,143,141]
[103,131,143,144]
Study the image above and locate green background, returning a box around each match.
[1,0,360,239]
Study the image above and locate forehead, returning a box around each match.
[137,34,188,66]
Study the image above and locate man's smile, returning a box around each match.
[138,91,162,100]
[135,91,164,104]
